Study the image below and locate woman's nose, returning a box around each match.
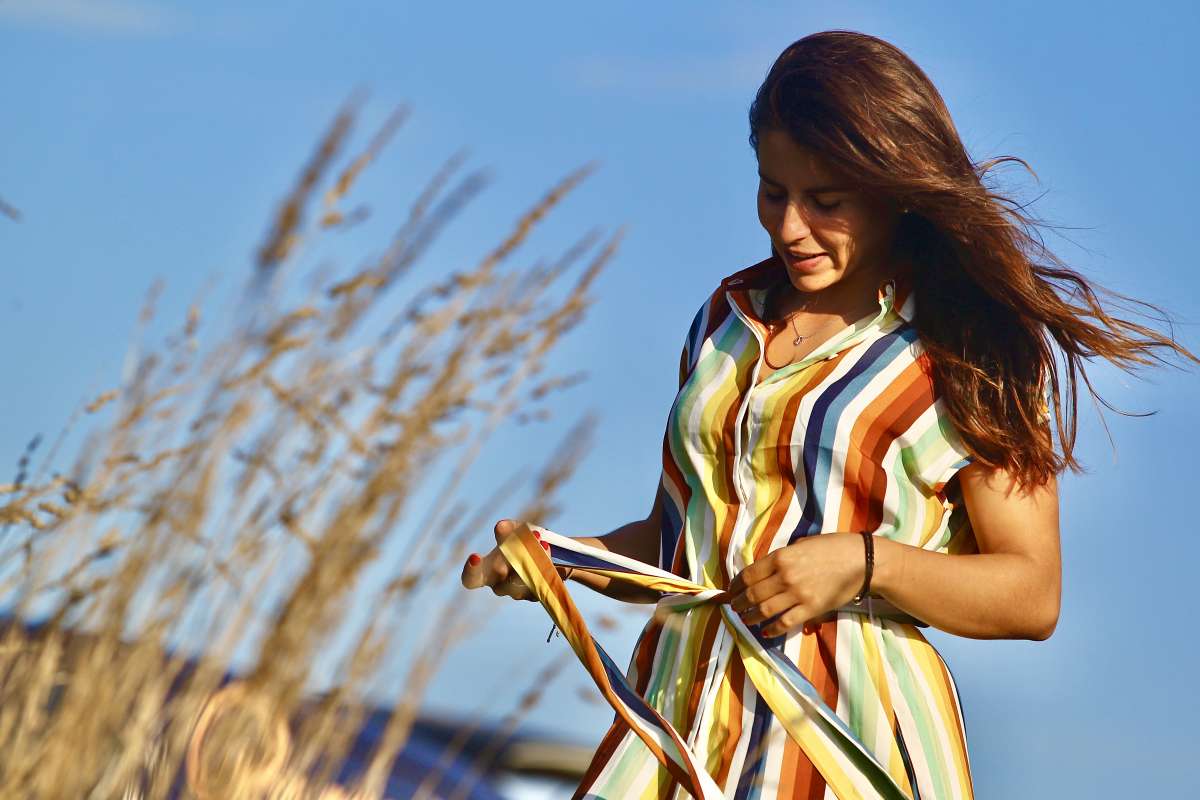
[776,200,813,240]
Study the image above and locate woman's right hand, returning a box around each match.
[460,518,555,602]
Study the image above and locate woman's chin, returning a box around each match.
[785,269,839,294]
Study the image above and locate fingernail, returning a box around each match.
[541,541,550,551]
[468,553,481,566]
[532,530,541,540]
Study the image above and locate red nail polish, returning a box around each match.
[541,541,550,551]
[532,530,541,540]
[468,553,481,566]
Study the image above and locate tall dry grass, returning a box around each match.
[0,92,617,799]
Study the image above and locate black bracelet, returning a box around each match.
[851,530,874,603]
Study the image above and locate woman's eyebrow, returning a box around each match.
[756,169,850,193]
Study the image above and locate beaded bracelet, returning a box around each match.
[850,530,874,604]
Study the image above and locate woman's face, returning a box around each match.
[755,128,901,299]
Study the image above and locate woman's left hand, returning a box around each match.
[728,532,867,638]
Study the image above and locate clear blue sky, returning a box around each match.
[4,2,1199,797]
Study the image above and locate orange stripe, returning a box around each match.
[859,369,930,529]
[711,655,747,788]
[839,360,928,532]
[806,623,842,728]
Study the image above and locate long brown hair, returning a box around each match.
[748,30,1199,491]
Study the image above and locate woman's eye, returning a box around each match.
[760,187,841,211]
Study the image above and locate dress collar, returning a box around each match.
[720,253,915,325]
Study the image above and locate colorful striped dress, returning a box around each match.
[507,254,979,799]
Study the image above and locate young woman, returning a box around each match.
[462,30,1197,799]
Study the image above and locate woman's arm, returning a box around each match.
[562,484,666,604]
[871,463,1062,640]
[729,462,1062,641]
[463,486,667,605]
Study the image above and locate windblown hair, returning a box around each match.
[748,29,1199,491]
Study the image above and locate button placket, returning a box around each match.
[724,290,767,575]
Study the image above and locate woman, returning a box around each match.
[462,30,1197,799]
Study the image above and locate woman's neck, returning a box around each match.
[767,262,893,323]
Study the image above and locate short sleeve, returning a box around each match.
[902,399,976,498]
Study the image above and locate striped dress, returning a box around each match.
[572,254,978,799]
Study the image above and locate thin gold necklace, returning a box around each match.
[769,284,819,346]
[787,312,809,345]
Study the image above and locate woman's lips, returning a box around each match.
[785,252,827,270]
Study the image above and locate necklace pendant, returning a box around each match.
[792,334,804,345]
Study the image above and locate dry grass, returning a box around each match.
[0,92,617,799]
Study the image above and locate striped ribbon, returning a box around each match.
[499,522,915,800]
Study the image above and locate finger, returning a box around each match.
[728,554,776,596]
[485,549,512,587]
[741,597,788,626]
[492,573,529,600]
[499,519,544,544]
[724,566,792,609]
[490,570,515,597]
[729,571,771,613]
[494,518,519,543]
[729,571,786,615]
[735,578,790,625]
[761,607,810,638]
[461,552,485,589]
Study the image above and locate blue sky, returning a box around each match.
[3,2,1199,797]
